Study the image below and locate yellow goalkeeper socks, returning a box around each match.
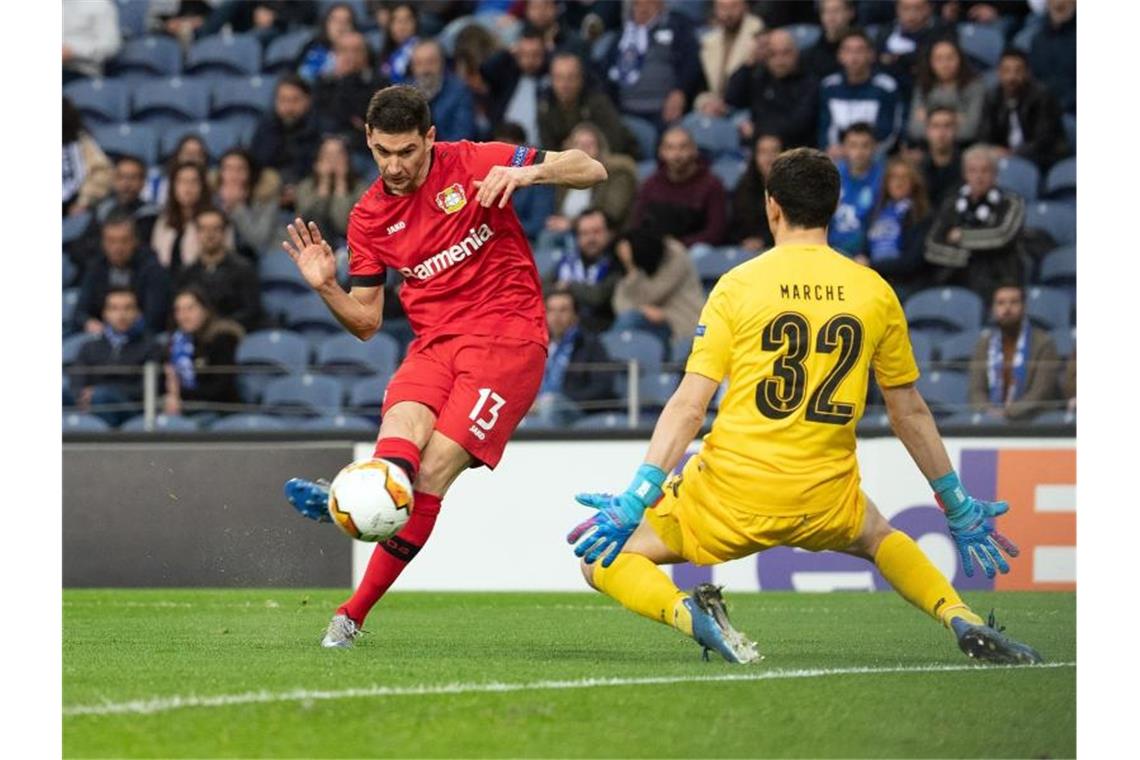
[591,553,693,637]
[874,530,984,628]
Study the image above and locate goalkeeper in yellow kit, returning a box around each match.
[567,148,1042,665]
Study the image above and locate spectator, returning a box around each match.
[151,162,226,275]
[525,0,589,59]
[410,39,476,142]
[296,136,372,243]
[543,207,622,333]
[452,21,500,137]
[144,133,208,207]
[611,228,704,355]
[72,288,163,427]
[146,0,213,45]
[546,123,638,234]
[490,122,554,240]
[968,283,1060,421]
[801,0,855,80]
[213,149,280,256]
[906,38,985,144]
[175,209,262,332]
[196,1,319,44]
[94,157,158,243]
[828,123,885,257]
[299,1,358,81]
[818,29,901,155]
[314,31,389,154]
[538,52,641,159]
[62,0,121,82]
[379,3,420,84]
[600,0,705,126]
[918,106,962,207]
[76,211,171,334]
[925,144,1026,298]
[481,27,549,146]
[1028,0,1076,114]
[63,99,111,217]
[724,27,818,149]
[699,0,765,101]
[979,49,1069,169]
[631,126,727,246]
[561,0,623,40]
[532,288,614,426]
[249,74,322,188]
[872,0,954,105]
[729,133,781,253]
[163,285,244,416]
[863,158,933,299]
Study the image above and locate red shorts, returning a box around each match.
[381,333,546,468]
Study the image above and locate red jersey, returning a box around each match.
[347,140,548,347]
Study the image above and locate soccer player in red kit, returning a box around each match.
[281,85,607,647]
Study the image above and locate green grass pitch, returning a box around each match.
[64,589,1075,758]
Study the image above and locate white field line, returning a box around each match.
[64,661,1075,718]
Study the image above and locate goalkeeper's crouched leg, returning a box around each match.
[583,553,693,636]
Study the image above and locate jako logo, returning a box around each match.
[400,224,494,281]
[387,221,406,235]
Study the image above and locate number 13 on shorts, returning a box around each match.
[468,387,506,439]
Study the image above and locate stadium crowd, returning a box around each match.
[62,0,1077,432]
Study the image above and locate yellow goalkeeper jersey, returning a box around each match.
[685,243,920,517]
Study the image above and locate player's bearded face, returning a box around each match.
[368,127,436,194]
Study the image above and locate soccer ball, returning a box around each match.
[328,459,414,542]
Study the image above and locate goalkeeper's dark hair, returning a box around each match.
[765,148,841,230]
[366,85,432,135]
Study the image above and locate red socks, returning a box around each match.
[373,436,422,483]
[338,490,441,626]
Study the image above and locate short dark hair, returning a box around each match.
[926,105,957,122]
[574,206,612,232]
[839,121,875,142]
[991,281,1025,303]
[492,121,528,144]
[766,148,841,230]
[999,48,1029,66]
[518,24,546,43]
[102,208,137,233]
[276,73,311,98]
[365,85,432,135]
[174,284,216,314]
[195,207,229,227]
[837,27,873,49]
[115,155,146,173]
[545,287,579,313]
[103,287,138,310]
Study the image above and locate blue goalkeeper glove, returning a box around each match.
[932,470,1020,579]
[566,464,667,567]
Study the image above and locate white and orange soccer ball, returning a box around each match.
[327,459,414,542]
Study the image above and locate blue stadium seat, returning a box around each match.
[281,293,342,335]
[957,22,1004,68]
[680,113,740,158]
[571,413,633,431]
[904,287,983,335]
[622,115,659,161]
[262,374,343,416]
[671,335,693,365]
[1062,113,1076,151]
[260,290,295,325]
[63,412,111,432]
[695,247,753,284]
[263,29,315,72]
[1012,22,1039,53]
[1025,286,1074,330]
[115,0,149,39]
[1039,245,1076,287]
[235,328,310,400]
[710,155,747,190]
[1043,157,1076,200]
[996,155,1039,201]
[160,120,245,162]
[210,75,276,118]
[132,77,211,129]
[915,370,969,415]
[209,413,288,431]
[109,35,183,77]
[907,329,937,368]
[935,329,982,369]
[63,333,96,365]
[297,414,376,433]
[186,33,262,76]
[64,79,131,125]
[316,332,400,379]
[63,212,91,246]
[532,245,560,279]
[259,252,309,293]
[1032,409,1076,426]
[63,288,80,332]
[637,372,680,409]
[1026,201,1076,247]
[1052,326,1075,359]
[347,373,392,416]
[89,123,159,165]
[121,414,201,432]
[786,23,822,51]
[601,329,665,376]
[939,410,1011,429]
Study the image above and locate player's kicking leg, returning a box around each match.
[842,494,1043,665]
[579,521,760,664]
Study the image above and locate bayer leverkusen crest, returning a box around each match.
[435,183,467,214]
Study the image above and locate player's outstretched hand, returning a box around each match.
[566,464,668,567]
[282,218,338,290]
[932,472,1020,579]
[473,165,535,209]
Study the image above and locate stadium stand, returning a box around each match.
[262,374,343,417]
[65,78,132,124]
[904,287,984,335]
[996,156,1040,202]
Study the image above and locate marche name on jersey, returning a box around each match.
[399,224,495,281]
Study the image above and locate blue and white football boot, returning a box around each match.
[685,584,761,664]
[952,611,1044,665]
[284,478,332,523]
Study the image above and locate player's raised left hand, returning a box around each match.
[567,464,667,566]
[282,218,338,290]
[473,165,536,209]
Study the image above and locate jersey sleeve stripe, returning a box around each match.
[349,274,385,287]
